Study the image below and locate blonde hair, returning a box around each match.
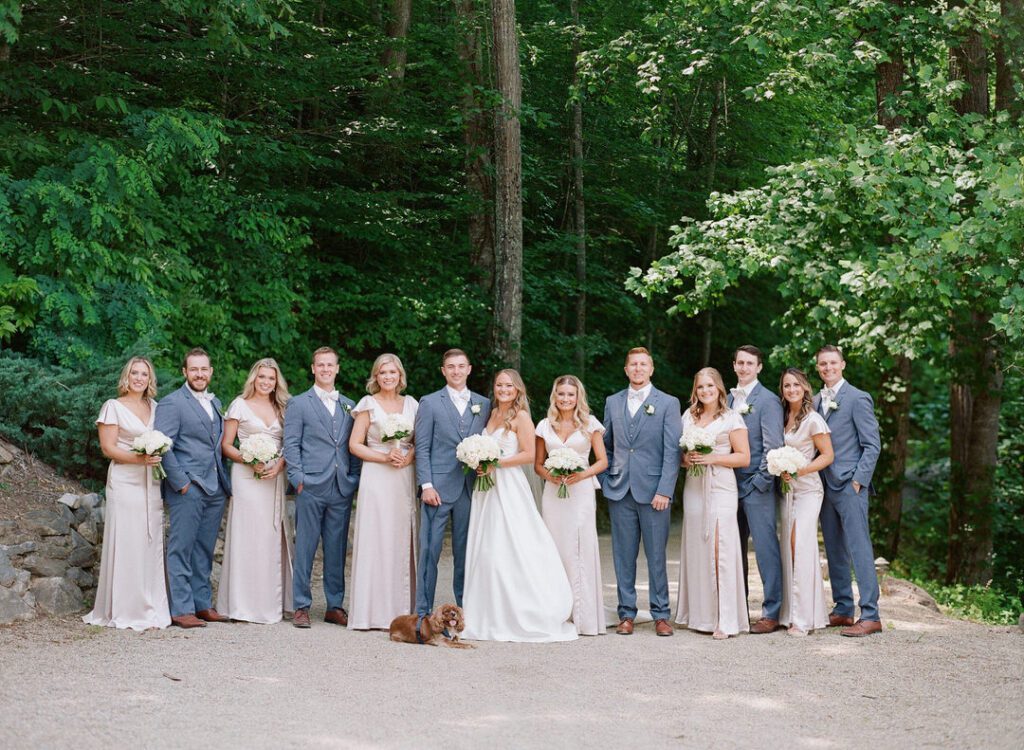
[240,358,291,420]
[493,369,530,433]
[624,346,653,366]
[117,357,157,400]
[780,367,814,432]
[688,367,729,420]
[545,375,592,433]
[365,353,408,395]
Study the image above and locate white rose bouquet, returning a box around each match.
[680,425,715,477]
[455,434,502,493]
[239,433,281,479]
[544,447,588,498]
[379,413,414,447]
[766,446,809,494]
[131,430,173,480]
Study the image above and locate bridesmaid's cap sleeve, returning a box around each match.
[224,398,246,421]
[351,395,377,416]
[587,415,605,433]
[96,399,120,426]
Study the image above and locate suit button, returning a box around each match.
[630,448,634,453]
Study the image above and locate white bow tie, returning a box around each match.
[821,387,835,400]
[320,391,339,402]
[628,391,646,402]
[194,392,215,402]
[452,391,470,403]
[731,388,745,399]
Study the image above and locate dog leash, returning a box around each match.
[415,614,425,644]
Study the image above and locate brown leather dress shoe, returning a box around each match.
[324,608,348,626]
[616,618,634,635]
[750,618,781,634]
[171,614,207,629]
[828,613,855,627]
[293,609,311,628]
[195,608,229,623]
[840,619,882,637]
[654,619,673,636]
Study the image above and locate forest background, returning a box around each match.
[0,0,1021,622]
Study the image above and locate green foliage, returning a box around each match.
[892,568,1024,625]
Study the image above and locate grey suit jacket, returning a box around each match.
[728,381,784,498]
[601,386,682,503]
[813,382,881,493]
[283,387,361,497]
[414,387,491,503]
[154,384,231,496]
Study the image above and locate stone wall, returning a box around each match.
[0,493,103,625]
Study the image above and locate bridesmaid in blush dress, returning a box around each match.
[534,375,608,635]
[778,367,834,636]
[216,358,294,624]
[347,353,418,630]
[675,367,751,640]
[84,357,171,630]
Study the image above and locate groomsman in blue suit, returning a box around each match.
[728,344,785,633]
[414,348,491,616]
[155,347,232,628]
[601,347,681,636]
[283,346,361,629]
[814,345,883,637]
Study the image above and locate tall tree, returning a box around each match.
[381,0,414,82]
[569,0,587,372]
[491,0,523,368]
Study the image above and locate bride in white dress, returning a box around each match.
[462,369,578,643]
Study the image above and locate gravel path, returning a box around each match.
[1,530,1021,749]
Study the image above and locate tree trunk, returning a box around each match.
[490,0,523,369]
[381,0,413,82]
[995,0,1022,119]
[570,0,586,373]
[455,0,495,293]
[946,17,1000,584]
[871,5,910,560]
[947,312,1003,584]
[874,356,911,559]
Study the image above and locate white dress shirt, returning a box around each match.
[730,379,759,412]
[626,383,652,417]
[447,385,471,416]
[314,384,339,416]
[820,378,846,415]
[188,386,215,420]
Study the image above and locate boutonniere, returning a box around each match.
[342,403,353,414]
[470,403,482,415]
[825,400,839,412]
[739,404,753,416]
[643,404,655,416]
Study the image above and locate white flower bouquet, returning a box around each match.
[544,447,588,498]
[239,433,281,478]
[680,425,715,477]
[131,430,173,480]
[379,413,414,446]
[455,434,502,493]
[766,446,809,494]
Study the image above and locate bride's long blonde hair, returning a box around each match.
[492,369,530,433]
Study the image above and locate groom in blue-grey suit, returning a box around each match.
[283,346,361,629]
[155,347,232,629]
[414,348,490,616]
[601,347,681,636]
[728,344,785,633]
[814,345,883,637]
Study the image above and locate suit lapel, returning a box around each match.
[437,388,465,437]
[309,388,337,440]
[181,385,216,443]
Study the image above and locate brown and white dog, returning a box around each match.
[389,604,473,648]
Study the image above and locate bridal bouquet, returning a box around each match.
[680,425,715,477]
[544,447,588,498]
[456,434,502,493]
[379,413,414,447]
[239,433,281,478]
[766,446,809,494]
[131,430,173,480]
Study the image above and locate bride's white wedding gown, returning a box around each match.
[462,427,578,642]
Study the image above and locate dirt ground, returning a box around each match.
[1,529,1021,749]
